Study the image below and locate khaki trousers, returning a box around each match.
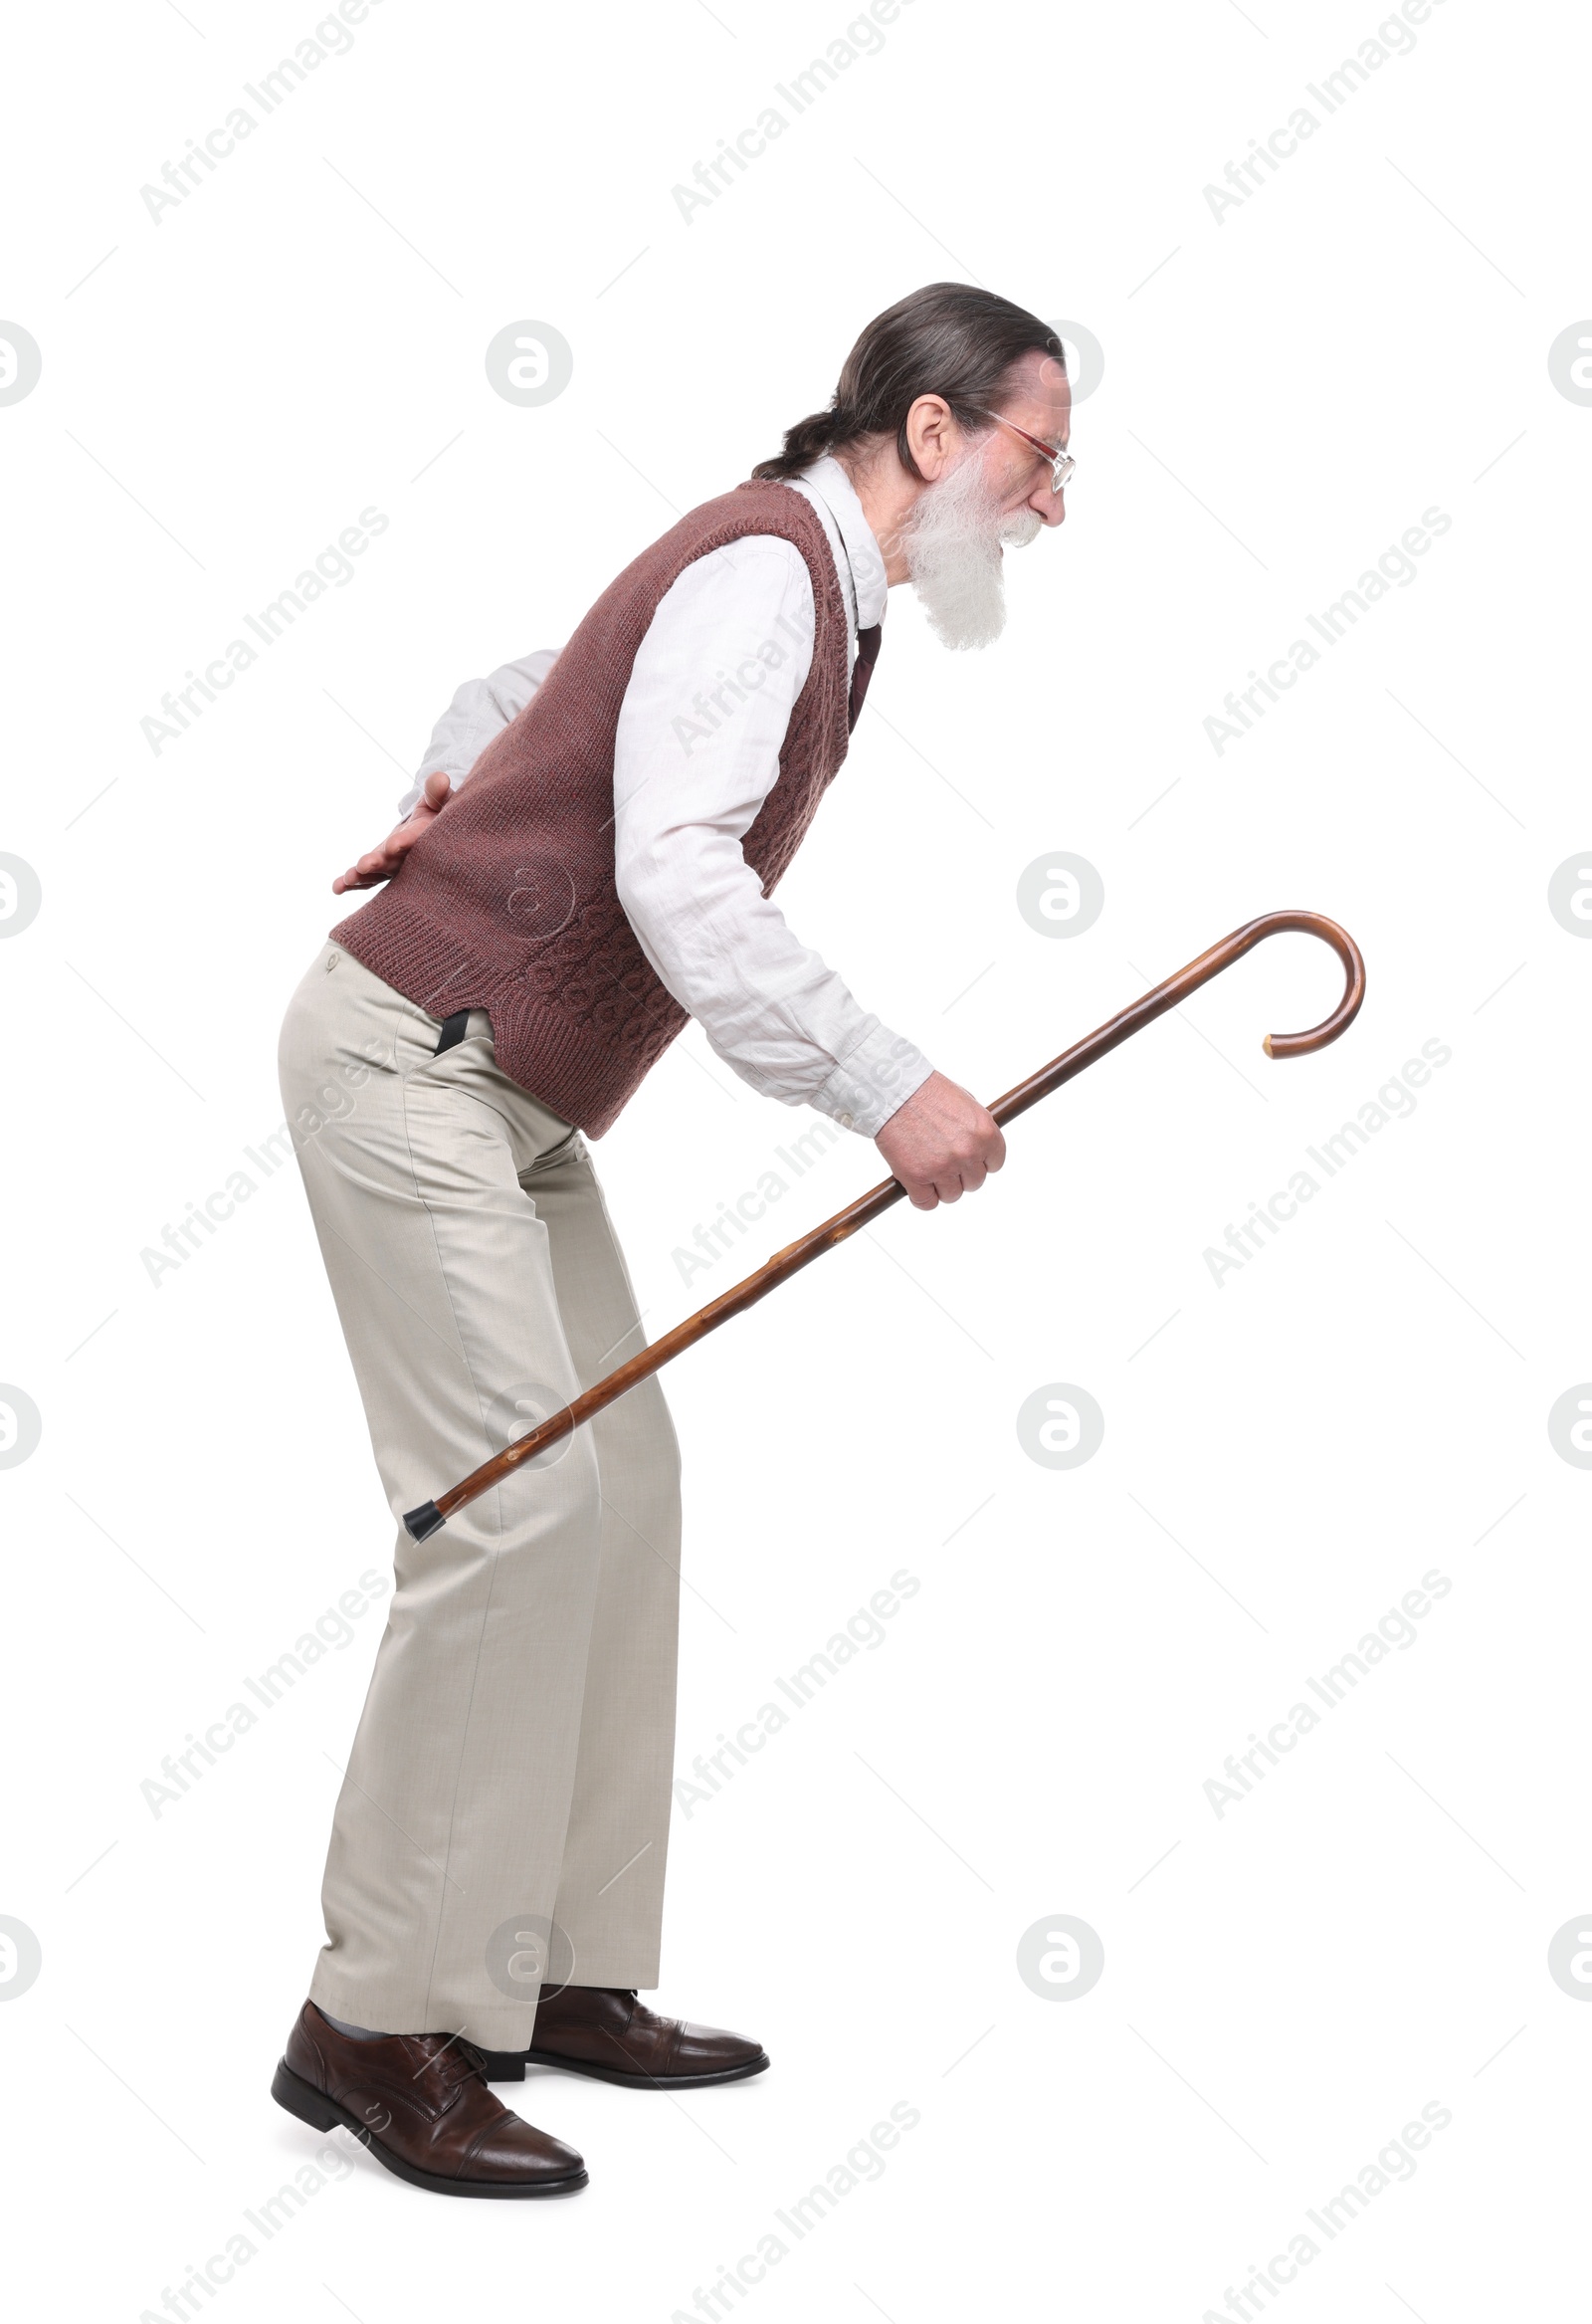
[278,943,682,2044]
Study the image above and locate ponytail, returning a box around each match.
[751,406,850,482]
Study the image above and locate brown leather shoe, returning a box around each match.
[271,2002,587,2198]
[478,1985,769,2088]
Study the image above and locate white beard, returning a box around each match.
[901,451,1043,650]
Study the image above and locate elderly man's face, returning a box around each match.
[974,350,1072,528]
[897,350,1072,649]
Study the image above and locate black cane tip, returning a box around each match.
[403,1499,447,1543]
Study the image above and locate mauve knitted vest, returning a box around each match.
[331,482,856,1137]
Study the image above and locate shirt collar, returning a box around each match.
[793,454,888,630]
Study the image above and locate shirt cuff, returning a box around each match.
[810,1025,934,1139]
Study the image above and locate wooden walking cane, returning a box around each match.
[403,909,1365,1542]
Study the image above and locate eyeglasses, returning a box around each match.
[977,410,1075,494]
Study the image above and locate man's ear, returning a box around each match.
[902,392,957,482]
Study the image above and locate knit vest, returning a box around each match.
[331,482,857,1137]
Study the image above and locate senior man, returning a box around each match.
[272,281,1072,2198]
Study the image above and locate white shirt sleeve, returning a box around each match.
[612,538,933,1138]
[397,648,560,814]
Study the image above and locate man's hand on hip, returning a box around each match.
[875,1071,1006,1210]
[331,770,453,895]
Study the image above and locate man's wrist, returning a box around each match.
[813,1029,934,1139]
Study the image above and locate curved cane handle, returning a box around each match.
[987,909,1366,1131]
[1248,911,1367,1057]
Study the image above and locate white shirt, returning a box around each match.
[402,459,932,1138]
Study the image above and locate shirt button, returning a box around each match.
[326,950,340,970]
[836,1111,855,1131]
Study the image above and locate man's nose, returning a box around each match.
[1032,485,1066,528]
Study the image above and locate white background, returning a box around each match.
[2,0,1589,2316]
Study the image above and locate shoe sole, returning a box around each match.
[477,2045,771,2089]
[270,2059,588,2199]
